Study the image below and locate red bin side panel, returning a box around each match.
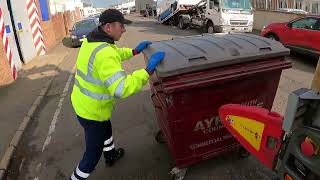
[150,58,291,168]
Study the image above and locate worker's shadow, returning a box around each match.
[0,59,75,179]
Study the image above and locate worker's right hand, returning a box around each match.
[134,41,152,54]
[146,51,165,74]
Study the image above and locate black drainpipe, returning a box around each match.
[6,0,25,63]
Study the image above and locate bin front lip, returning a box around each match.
[145,52,290,78]
[150,58,292,93]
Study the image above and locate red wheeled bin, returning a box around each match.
[143,33,291,179]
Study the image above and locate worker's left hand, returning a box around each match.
[134,41,152,54]
[146,51,165,74]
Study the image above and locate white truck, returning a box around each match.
[159,0,254,33]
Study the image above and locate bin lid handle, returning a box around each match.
[188,56,207,61]
[259,47,272,52]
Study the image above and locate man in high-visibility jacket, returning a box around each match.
[69,9,165,180]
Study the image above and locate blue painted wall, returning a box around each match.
[39,0,50,21]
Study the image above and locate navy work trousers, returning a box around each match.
[69,116,116,180]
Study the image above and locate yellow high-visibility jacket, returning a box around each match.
[71,36,149,121]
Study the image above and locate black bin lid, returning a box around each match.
[143,33,290,78]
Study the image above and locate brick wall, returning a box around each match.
[36,2,77,51]
[52,13,67,41]
[0,43,14,86]
[41,11,77,51]
[40,13,68,50]
[40,21,56,50]
[63,11,75,35]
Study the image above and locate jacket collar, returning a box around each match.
[86,26,115,44]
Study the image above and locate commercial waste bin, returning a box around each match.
[143,33,292,178]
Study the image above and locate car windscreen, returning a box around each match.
[222,0,252,10]
[74,20,96,30]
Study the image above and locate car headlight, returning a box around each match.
[71,35,77,39]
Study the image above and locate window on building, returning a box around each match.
[284,0,287,8]
[256,0,265,9]
[279,0,288,8]
[268,0,272,9]
[312,3,319,13]
[305,4,309,12]
[295,1,302,9]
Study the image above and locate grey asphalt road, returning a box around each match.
[6,15,316,180]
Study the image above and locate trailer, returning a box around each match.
[159,0,254,33]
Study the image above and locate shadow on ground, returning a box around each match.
[2,65,74,180]
[0,44,77,179]
[289,52,318,73]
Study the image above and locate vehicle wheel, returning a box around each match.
[169,19,176,27]
[178,18,187,30]
[207,21,214,34]
[155,130,166,144]
[266,34,279,41]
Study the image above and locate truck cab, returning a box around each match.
[205,0,254,33]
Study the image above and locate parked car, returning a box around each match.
[70,18,98,47]
[261,15,320,57]
[89,13,101,22]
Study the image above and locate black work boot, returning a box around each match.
[105,148,125,167]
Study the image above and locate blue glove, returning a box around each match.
[134,41,152,54]
[146,51,165,74]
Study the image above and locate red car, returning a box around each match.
[261,15,320,56]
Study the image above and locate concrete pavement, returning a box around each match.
[3,15,317,180]
[0,42,78,178]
